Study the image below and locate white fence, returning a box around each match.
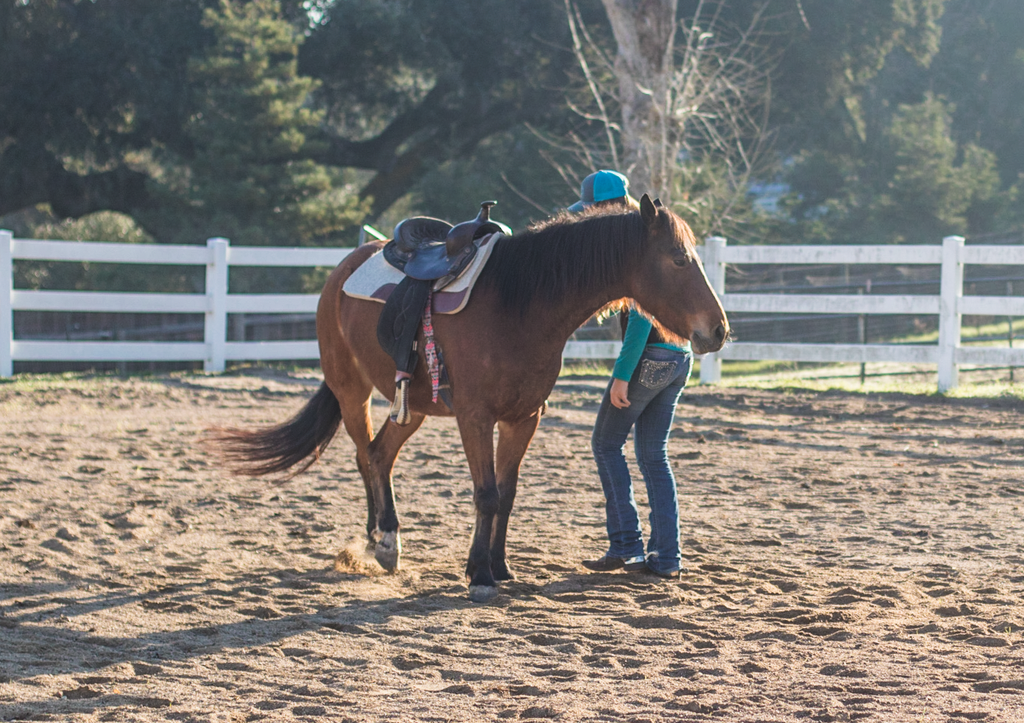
[0,234,345,377]
[698,236,1024,391]
[2,231,1023,391]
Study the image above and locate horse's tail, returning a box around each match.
[212,382,342,478]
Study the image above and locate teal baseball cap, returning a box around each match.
[568,170,631,212]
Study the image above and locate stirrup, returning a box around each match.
[390,378,412,426]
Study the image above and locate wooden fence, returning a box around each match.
[2,231,1023,391]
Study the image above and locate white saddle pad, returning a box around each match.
[342,232,501,314]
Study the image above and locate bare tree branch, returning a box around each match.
[539,0,777,236]
[500,171,552,215]
[794,0,811,31]
[565,0,620,171]
[571,2,616,75]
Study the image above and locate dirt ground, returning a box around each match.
[2,369,1024,723]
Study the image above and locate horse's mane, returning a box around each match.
[478,206,648,313]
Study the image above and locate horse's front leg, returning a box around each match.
[365,411,425,571]
[456,412,501,601]
[490,410,543,582]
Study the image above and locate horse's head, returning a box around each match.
[629,194,729,355]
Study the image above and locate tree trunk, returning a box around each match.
[600,0,678,203]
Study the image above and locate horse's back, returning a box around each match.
[316,242,390,391]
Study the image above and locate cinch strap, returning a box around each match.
[423,289,440,403]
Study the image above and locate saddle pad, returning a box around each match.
[342,232,501,314]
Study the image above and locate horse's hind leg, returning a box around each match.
[320,344,391,559]
[333,392,379,547]
[365,412,425,571]
[490,411,542,581]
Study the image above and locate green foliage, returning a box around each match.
[2,0,1022,255]
[672,155,773,244]
[299,0,576,219]
[779,93,1008,245]
[408,129,571,232]
[31,211,154,246]
[771,0,1022,245]
[0,1,197,164]
[769,0,947,140]
[14,210,200,293]
[169,0,367,246]
[887,95,1002,236]
[298,0,441,140]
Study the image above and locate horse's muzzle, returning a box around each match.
[691,323,728,355]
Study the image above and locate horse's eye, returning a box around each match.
[672,253,691,267]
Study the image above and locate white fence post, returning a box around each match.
[699,236,726,384]
[1,230,12,378]
[204,237,229,373]
[937,235,965,392]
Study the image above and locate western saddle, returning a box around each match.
[383,201,509,287]
[378,201,510,426]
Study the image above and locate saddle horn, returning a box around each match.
[444,201,503,258]
[477,200,497,221]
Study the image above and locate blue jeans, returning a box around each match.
[591,346,692,574]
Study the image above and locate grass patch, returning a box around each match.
[943,379,1024,400]
[864,316,1020,347]
[0,370,125,392]
[710,361,1024,399]
[560,360,614,378]
[5,356,1021,401]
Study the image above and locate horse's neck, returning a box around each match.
[485,222,639,348]
[538,282,632,347]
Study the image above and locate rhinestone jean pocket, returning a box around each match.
[638,359,677,389]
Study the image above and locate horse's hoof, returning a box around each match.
[374,531,401,572]
[468,585,499,603]
[365,528,379,553]
[491,560,515,582]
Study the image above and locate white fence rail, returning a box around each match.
[699,235,1024,391]
[2,231,1023,391]
[0,234,341,377]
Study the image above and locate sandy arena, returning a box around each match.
[2,370,1024,722]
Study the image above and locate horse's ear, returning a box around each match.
[653,197,664,208]
[640,194,658,226]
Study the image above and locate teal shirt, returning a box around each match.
[612,309,692,382]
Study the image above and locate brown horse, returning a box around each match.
[216,194,728,601]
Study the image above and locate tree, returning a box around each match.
[931,0,1024,203]
[0,0,577,239]
[886,94,1002,240]
[556,0,775,238]
[0,0,231,224]
[784,93,1005,245]
[299,0,578,220]
[599,0,678,198]
[156,0,367,246]
[774,0,1021,244]
[5,0,1020,247]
